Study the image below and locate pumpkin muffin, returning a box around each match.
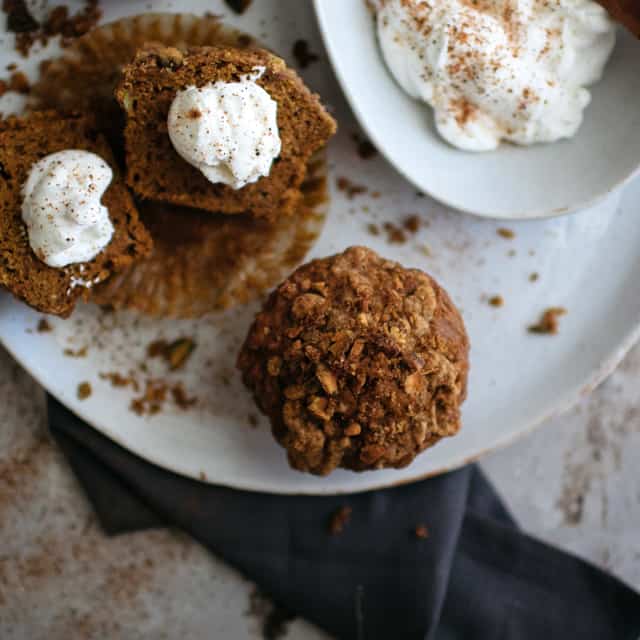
[0,111,152,318]
[237,246,470,475]
[116,44,336,220]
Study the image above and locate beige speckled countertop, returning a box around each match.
[1,341,639,639]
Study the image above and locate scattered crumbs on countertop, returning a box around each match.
[366,223,380,236]
[528,307,567,335]
[529,272,539,282]
[77,381,92,400]
[328,505,352,535]
[488,295,504,308]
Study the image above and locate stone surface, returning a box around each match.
[1,341,639,638]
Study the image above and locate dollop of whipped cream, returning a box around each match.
[168,67,281,189]
[21,150,114,268]
[375,0,616,151]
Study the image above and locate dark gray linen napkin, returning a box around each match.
[48,396,640,640]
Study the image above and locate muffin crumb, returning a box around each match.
[292,39,319,68]
[336,176,367,199]
[223,0,252,14]
[497,227,515,239]
[351,132,377,159]
[37,318,52,333]
[414,524,429,539]
[77,381,92,400]
[329,506,352,535]
[528,307,567,335]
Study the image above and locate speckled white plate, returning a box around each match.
[313,0,640,220]
[1,0,640,494]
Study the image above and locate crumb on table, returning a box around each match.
[328,505,352,535]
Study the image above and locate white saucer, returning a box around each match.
[313,0,640,220]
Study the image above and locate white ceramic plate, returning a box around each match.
[313,0,640,220]
[1,0,640,494]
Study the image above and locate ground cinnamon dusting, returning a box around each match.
[528,307,567,335]
[292,39,319,69]
[328,506,352,535]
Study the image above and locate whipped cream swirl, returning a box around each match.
[168,67,282,189]
[375,0,616,151]
[22,150,114,268]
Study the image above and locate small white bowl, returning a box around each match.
[313,0,640,220]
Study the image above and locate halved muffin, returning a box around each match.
[116,44,336,220]
[0,111,152,317]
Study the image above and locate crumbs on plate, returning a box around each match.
[528,307,567,335]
